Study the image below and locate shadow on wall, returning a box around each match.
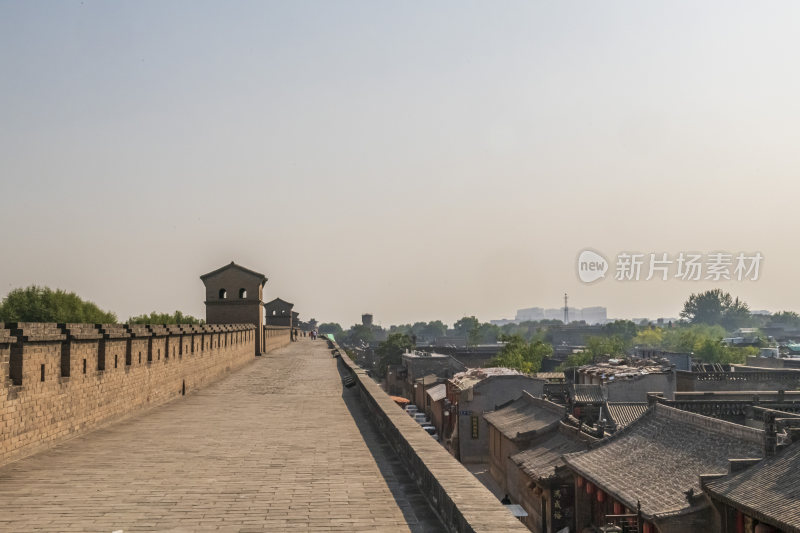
[336,356,445,532]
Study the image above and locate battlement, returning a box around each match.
[677,368,800,392]
[0,322,257,467]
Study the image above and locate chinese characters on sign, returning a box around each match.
[471,416,479,439]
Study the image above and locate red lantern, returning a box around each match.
[613,502,623,514]
[586,482,595,495]
[597,490,605,503]
[643,523,653,533]
[577,476,584,488]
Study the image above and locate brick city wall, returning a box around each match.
[332,340,529,533]
[263,325,291,353]
[0,322,256,467]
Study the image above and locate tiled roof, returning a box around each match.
[605,402,649,430]
[200,261,267,283]
[450,367,522,391]
[563,404,763,520]
[705,441,800,533]
[511,427,588,481]
[535,372,566,381]
[570,384,605,404]
[426,384,447,402]
[483,393,564,441]
[579,360,672,381]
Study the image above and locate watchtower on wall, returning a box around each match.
[200,261,267,354]
[264,298,293,327]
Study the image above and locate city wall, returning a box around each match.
[0,322,256,467]
[333,341,529,533]
[263,325,292,353]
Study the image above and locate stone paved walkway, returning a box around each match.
[0,339,444,532]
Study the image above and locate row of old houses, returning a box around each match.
[389,348,800,533]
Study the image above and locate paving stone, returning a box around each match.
[0,340,445,532]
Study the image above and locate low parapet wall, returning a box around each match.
[263,325,291,353]
[333,341,528,533]
[0,322,256,467]
[677,368,800,392]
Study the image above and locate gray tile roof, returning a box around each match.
[510,427,588,482]
[426,383,447,402]
[563,404,764,520]
[605,402,649,430]
[705,441,800,533]
[570,384,605,404]
[483,392,564,441]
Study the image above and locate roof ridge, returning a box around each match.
[200,261,268,283]
[653,403,764,444]
[521,391,566,415]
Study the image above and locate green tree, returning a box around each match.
[454,316,480,346]
[423,320,448,338]
[585,335,627,358]
[556,351,592,371]
[486,335,552,373]
[769,311,800,329]
[661,324,727,353]
[127,310,203,324]
[318,322,344,336]
[0,286,117,323]
[388,324,412,335]
[693,339,756,365]
[475,322,501,344]
[601,320,638,341]
[375,333,414,378]
[343,324,374,345]
[632,327,664,347]
[680,289,751,330]
[402,320,448,339]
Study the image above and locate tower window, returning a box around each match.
[239,288,247,299]
[219,288,227,299]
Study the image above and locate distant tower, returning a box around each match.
[200,261,268,355]
[564,293,569,324]
[362,313,373,327]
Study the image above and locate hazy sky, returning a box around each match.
[3,1,800,327]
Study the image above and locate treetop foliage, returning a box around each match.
[318,322,344,336]
[127,311,203,325]
[375,332,414,378]
[0,286,117,324]
[680,289,750,330]
[486,334,552,374]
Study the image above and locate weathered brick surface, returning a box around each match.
[0,322,257,467]
[264,325,291,353]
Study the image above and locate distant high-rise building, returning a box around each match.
[513,305,608,325]
[515,307,545,322]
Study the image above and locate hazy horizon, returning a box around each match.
[3,1,800,327]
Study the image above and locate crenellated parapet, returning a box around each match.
[0,322,257,467]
